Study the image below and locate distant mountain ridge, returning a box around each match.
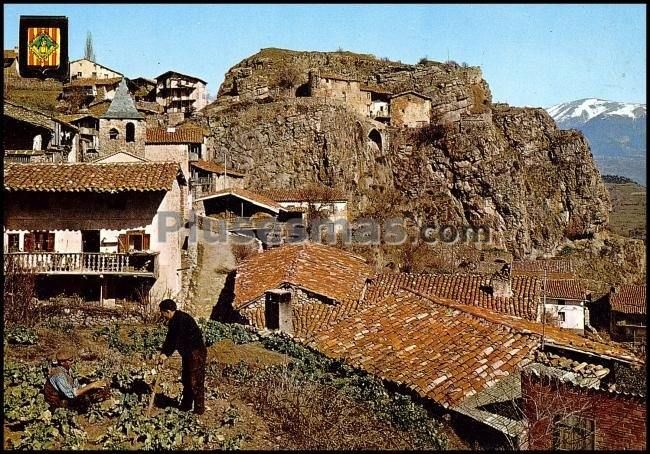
[546,98,646,185]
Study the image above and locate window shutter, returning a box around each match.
[118,234,127,253]
[24,233,35,252]
[143,234,150,251]
[47,232,55,252]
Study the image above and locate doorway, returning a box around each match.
[81,230,101,253]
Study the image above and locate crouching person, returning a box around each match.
[43,347,107,412]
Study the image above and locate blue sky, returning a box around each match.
[3,4,646,107]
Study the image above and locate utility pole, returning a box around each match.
[223,150,227,190]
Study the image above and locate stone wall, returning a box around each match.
[309,73,370,117]
[98,118,146,158]
[390,94,431,128]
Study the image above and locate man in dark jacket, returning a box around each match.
[158,299,207,415]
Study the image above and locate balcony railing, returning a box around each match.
[4,252,159,276]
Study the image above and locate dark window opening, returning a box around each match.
[109,128,119,140]
[118,231,151,252]
[552,414,595,450]
[368,129,382,151]
[8,233,20,252]
[125,122,135,143]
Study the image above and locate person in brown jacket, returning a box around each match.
[157,299,207,415]
[43,347,107,411]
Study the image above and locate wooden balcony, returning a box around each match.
[4,252,159,277]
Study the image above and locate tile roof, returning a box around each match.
[543,279,587,301]
[135,101,163,114]
[365,273,541,320]
[4,49,17,60]
[145,127,204,144]
[4,162,181,193]
[194,187,285,212]
[190,160,244,177]
[259,187,348,202]
[610,284,646,315]
[64,77,122,88]
[4,100,77,131]
[101,79,144,120]
[233,242,373,310]
[308,288,642,409]
[512,259,575,279]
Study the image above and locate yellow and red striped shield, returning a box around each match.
[26,27,61,68]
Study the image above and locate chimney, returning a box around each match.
[265,289,293,335]
[489,263,512,298]
[166,126,176,133]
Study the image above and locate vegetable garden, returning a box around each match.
[4,319,452,450]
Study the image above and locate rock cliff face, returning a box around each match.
[199,48,611,257]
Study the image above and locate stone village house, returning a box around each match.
[3,161,189,306]
[155,70,209,124]
[608,284,646,349]
[69,58,123,81]
[3,100,79,163]
[221,242,644,449]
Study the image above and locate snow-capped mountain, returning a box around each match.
[546,98,646,185]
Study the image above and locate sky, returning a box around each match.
[3,4,646,108]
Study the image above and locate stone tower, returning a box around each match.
[98,78,145,158]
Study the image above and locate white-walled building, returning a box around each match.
[3,161,188,305]
[542,279,589,334]
[69,58,123,80]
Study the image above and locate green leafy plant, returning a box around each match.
[5,325,39,345]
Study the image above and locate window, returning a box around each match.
[558,312,566,322]
[8,233,20,252]
[92,71,97,78]
[77,71,82,77]
[125,122,135,143]
[109,128,119,140]
[24,231,55,252]
[118,231,151,252]
[553,414,595,450]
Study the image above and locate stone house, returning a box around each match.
[98,78,146,159]
[308,71,371,117]
[229,242,373,336]
[155,70,208,116]
[308,287,642,449]
[59,113,100,160]
[128,77,157,102]
[144,126,206,179]
[541,279,589,334]
[62,77,122,109]
[608,284,646,347]
[260,187,349,224]
[362,87,392,123]
[4,48,19,76]
[189,160,245,198]
[69,58,122,80]
[390,91,432,128]
[3,100,79,163]
[3,161,188,305]
[522,362,646,450]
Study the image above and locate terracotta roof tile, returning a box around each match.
[4,162,181,193]
[259,187,348,202]
[146,127,204,144]
[4,49,17,59]
[4,100,77,131]
[512,260,575,279]
[610,284,646,315]
[365,273,541,320]
[543,279,587,300]
[190,160,244,177]
[233,242,373,311]
[64,77,122,88]
[308,288,642,409]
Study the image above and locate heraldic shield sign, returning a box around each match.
[19,16,69,80]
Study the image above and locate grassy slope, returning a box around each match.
[605,181,646,240]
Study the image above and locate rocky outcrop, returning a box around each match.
[198,48,611,257]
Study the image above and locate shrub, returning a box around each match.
[5,325,39,345]
[231,242,258,264]
[3,255,38,327]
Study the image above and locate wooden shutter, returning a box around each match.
[24,233,35,252]
[143,234,150,251]
[118,234,127,253]
[47,232,55,252]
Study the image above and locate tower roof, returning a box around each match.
[101,78,144,120]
